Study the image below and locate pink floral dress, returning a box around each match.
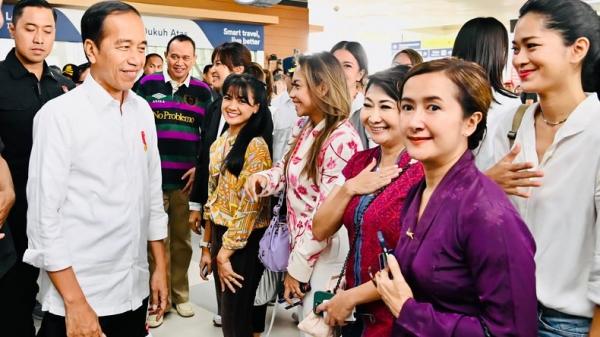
[256,117,362,284]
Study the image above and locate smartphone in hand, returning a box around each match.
[377,230,393,279]
[200,265,209,279]
[300,282,312,294]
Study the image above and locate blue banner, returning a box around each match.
[0,4,81,42]
[195,21,264,51]
[0,4,265,52]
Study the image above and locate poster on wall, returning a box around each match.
[0,4,264,68]
[196,21,263,51]
[391,40,452,61]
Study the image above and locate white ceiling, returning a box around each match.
[310,0,519,30]
[309,0,600,30]
[307,0,600,71]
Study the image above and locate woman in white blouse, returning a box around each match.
[245,52,362,325]
[489,0,600,335]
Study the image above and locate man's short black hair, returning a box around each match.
[203,64,212,75]
[81,1,140,48]
[166,34,196,54]
[145,53,163,65]
[13,0,57,25]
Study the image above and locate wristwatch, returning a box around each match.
[199,241,212,249]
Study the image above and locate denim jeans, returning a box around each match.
[538,305,591,337]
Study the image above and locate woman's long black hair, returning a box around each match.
[452,17,517,100]
[330,41,369,85]
[221,73,273,177]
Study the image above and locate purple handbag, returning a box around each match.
[258,190,290,272]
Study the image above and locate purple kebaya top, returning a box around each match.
[392,151,537,337]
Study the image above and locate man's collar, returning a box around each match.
[163,68,191,88]
[83,74,136,110]
[5,48,54,81]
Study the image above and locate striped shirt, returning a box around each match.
[136,71,213,190]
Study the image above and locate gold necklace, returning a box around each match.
[539,108,568,126]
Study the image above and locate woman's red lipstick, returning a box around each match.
[407,136,432,144]
[519,69,534,79]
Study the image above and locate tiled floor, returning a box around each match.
[150,233,299,337]
[34,233,300,337]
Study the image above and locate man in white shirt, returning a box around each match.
[24,2,168,337]
[270,58,299,163]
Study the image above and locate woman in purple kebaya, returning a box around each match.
[374,58,537,337]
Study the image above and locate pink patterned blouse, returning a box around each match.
[256,117,362,282]
[341,147,423,337]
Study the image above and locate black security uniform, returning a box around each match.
[0,137,16,280]
[0,48,74,337]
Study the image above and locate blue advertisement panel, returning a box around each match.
[0,4,264,52]
[195,21,263,51]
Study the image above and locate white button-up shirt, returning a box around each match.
[163,68,191,95]
[492,93,600,317]
[24,75,168,317]
[269,90,298,163]
[475,89,521,171]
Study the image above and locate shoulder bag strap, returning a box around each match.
[507,104,529,149]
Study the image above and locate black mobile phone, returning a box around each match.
[279,283,311,310]
[284,299,302,310]
[378,251,388,271]
[300,282,311,294]
[278,282,311,306]
[200,265,209,278]
[377,230,391,272]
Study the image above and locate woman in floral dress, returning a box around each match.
[245,52,362,324]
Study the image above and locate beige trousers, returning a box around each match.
[149,189,193,307]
